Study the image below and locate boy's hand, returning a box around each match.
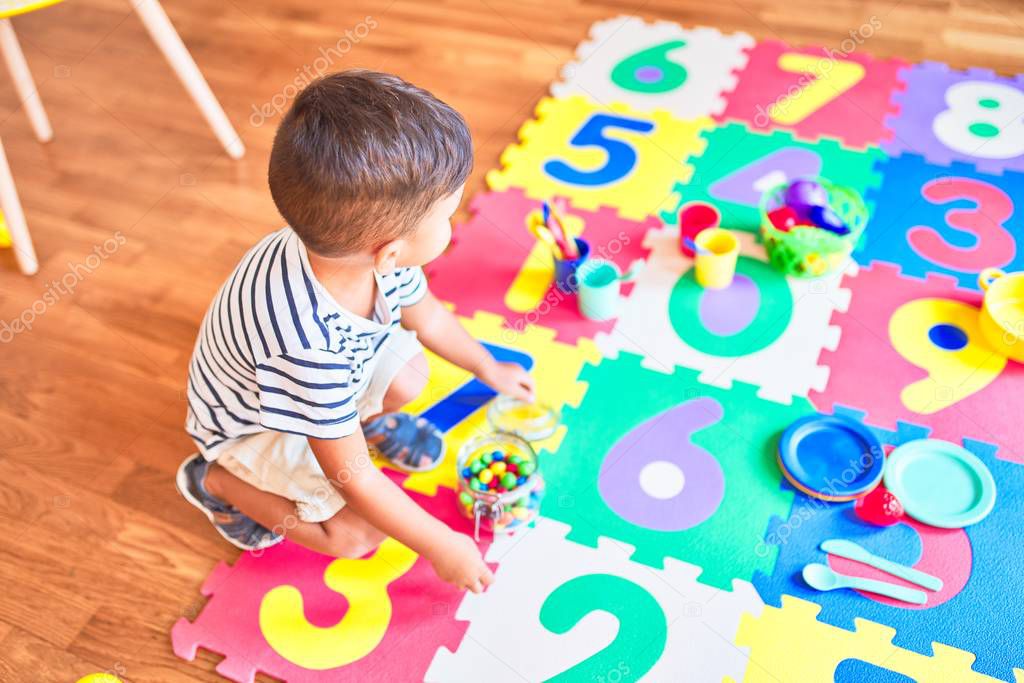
[479,361,535,402]
[428,531,494,593]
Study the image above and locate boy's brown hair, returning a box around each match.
[268,70,472,256]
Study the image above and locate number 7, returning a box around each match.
[768,53,865,125]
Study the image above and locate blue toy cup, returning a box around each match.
[553,238,590,294]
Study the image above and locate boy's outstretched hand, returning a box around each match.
[428,531,494,593]
[479,361,535,403]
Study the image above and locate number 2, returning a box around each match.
[769,53,865,125]
[539,574,667,682]
[544,113,655,187]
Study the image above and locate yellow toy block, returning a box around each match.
[729,595,1010,682]
[376,312,600,496]
[486,95,710,222]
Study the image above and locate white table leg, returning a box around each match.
[0,136,38,275]
[132,0,245,159]
[0,18,53,144]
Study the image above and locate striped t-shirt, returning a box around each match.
[185,227,428,458]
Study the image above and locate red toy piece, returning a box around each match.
[854,484,905,526]
[767,206,800,232]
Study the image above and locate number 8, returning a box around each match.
[933,81,1024,160]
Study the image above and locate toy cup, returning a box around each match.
[679,202,721,257]
[979,268,1024,363]
[553,237,590,293]
[694,228,739,289]
[576,258,642,321]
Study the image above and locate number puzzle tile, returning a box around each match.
[486,95,711,221]
[377,311,600,496]
[171,473,490,683]
[662,122,885,232]
[425,188,658,344]
[885,61,1024,175]
[812,262,1024,464]
[728,596,1010,682]
[426,517,764,682]
[596,227,852,404]
[718,40,907,150]
[857,153,1024,290]
[753,410,1024,680]
[539,352,814,590]
[551,15,754,118]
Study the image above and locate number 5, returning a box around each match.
[544,113,655,187]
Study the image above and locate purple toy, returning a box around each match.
[784,178,829,219]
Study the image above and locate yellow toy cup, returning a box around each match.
[979,268,1024,363]
[694,228,740,289]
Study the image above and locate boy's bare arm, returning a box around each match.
[308,432,494,592]
[401,290,534,401]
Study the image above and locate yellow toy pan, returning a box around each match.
[979,268,1024,363]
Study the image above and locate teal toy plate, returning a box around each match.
[883,439,997,528]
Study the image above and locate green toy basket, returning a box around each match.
[759,178,868,278]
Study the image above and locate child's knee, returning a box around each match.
[383,352,429,410]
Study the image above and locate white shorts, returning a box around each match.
[214,327,422,523]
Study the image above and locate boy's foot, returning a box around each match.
[364,412,445,472]
[175,454,283,551]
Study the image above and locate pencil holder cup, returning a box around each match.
[553,237,590,293]
[694,228,740,289]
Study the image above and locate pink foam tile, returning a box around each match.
[812,262,1024,463]
[426,188,658,344]
[171,471,486,682]
[718,40,908,149]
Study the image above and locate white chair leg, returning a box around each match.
[132,0,245,159]
[0,18,53,143]
[0,137,38,275]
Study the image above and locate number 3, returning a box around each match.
[544,113,655,187]
[933,81,1024,160]
[908,177,1014,272]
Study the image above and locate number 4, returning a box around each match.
[769,53,865,125]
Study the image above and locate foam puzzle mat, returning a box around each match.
[175,14,1024,682]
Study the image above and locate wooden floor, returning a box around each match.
[0,0,1021,680]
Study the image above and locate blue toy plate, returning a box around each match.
[883,439,996,528]
[778,414,884,501]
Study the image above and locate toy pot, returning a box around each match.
[693,228,740,289]
[553,237,590,294]
[979,268,1024,363]
[678,201,721,257]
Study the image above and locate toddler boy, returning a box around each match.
[177,70,533,593]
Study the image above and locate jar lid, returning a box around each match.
[486,395,560,441]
